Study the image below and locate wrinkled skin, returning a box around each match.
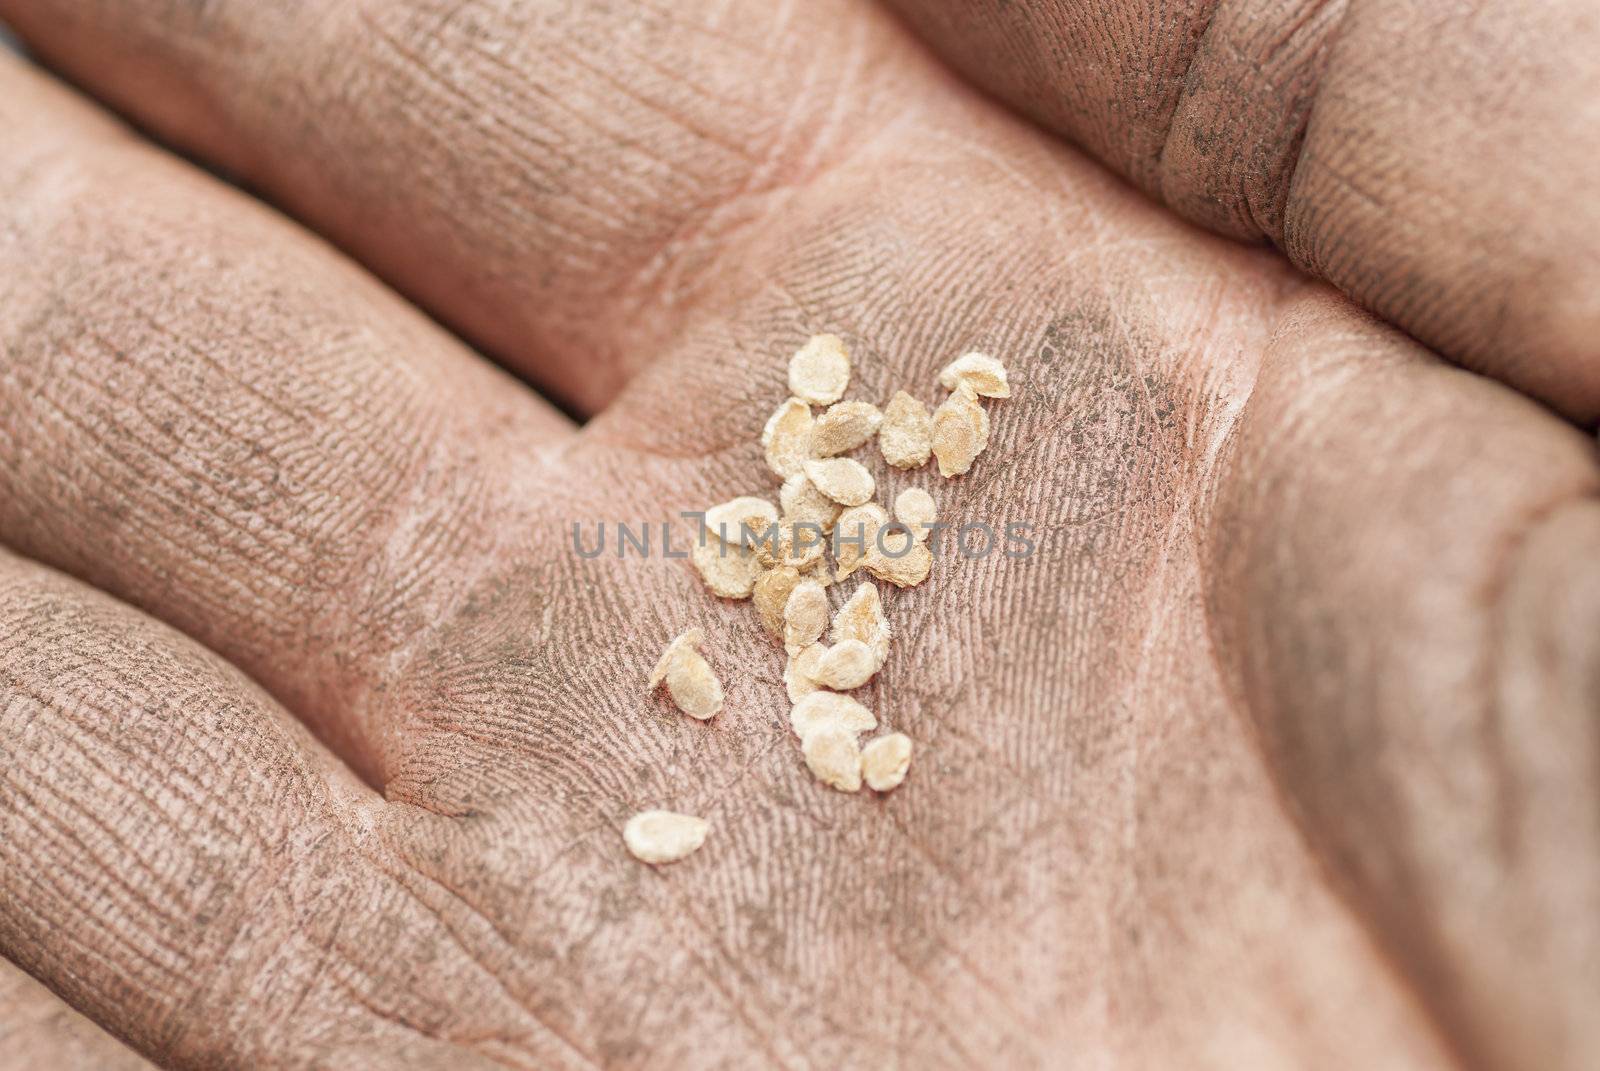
[0,2,1595,1069]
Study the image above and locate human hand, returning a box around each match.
[0,2,1594,1068]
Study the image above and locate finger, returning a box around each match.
[0,0,920,413]
[0,54,572,784]
[882,0,1600,422]
[1205,292,1600,1069]
[0,958,155,1069]
[0,553,592,1069]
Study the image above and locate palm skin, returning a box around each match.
[0,2,1595,1069]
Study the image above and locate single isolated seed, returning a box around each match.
[692,534,762,598]
[864,530,933,588]
[783,579,829,654]
[861,733,913,792]
[893,487,937,542]
[789,690,877,740]
[648,628,724,719]
[788,334,852,405]
[811,400,883,456]
[931,383,990,478]
[753,565,802,639]
[703,496,778,546]
[814,639,878,690]
[802,725,863,792]
[937,352,1010,398]
[833,503,888,580]
[624,810,710,864]
[803,457,876,507]
[647,628,703,691]
[762,398,814,479]
[879,390,933,469]
[666,651,723,720]
[784,642,828,703]
[830,583,891,665]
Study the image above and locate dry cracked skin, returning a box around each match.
[0,3,1596,1070]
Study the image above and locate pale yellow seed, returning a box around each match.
[833,503,888,580]
[808,561,837,588]
[931,384,990,477]
[648,628,704,690]
[937,352,1010,398]
[811,400,883,456]
[762,398,814,479]
[879,390,932,469]
[813,639,878,690]
[665,648,723,719]
[864,530,933,588]
[783,579,829,654]
[780,474,844,533]
[861,733,913,792]
[789,691,877,740]
[803,457,875,507]
[753,566,801,639]
[784,643,828,703]
[830,583,891,665]
[703,496,778,546]
[788,334,852,405]
[803,725,863,792]
[648,629,723,719]
[893,487,937,542]
[692,536,761,598]
[753,518,827,571]
[624,810,710,864]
